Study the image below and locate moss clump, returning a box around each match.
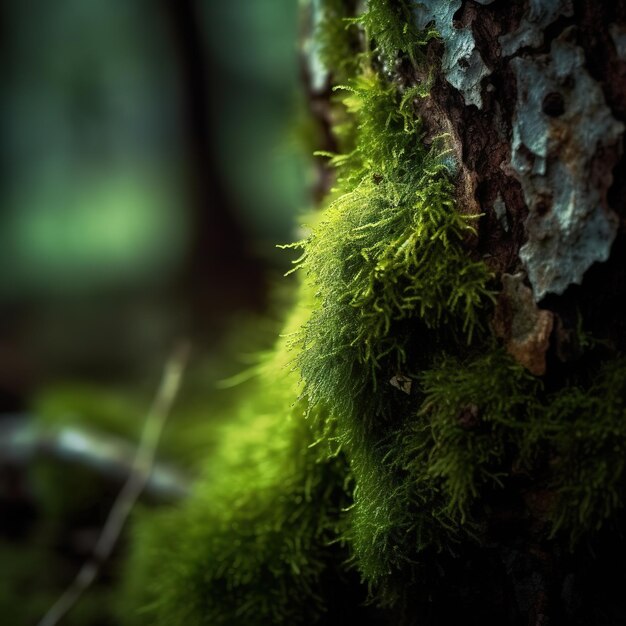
[337,350,531,607]
[315,0,360,84]
[284,7,495,603]
[417,350,538,518]
[535,358,626,538]
[344,349,626,609]
[340,419,464,609]
[401,351,626,541]
[354,0,437,67]
[293,69,493,423]
[120,302,353,626]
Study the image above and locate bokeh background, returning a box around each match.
[0,1,317,623]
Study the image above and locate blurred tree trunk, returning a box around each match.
[160,0,267,339]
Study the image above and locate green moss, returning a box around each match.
[6,1,626,623]
[400,350,626,541]
[316,0,360,83]
[355,0,437,67]
[417,350,538,518]
[334,350,528,606]
[120,302,353,626]
[280,5,496,609]
[279,65,494,604]
[341,423,463,608]
[538,359,626,538]
[292,67,493,434]
[339,346,626,606]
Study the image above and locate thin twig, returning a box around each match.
[38,340,191,626]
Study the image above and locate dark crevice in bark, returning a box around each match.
[576,0,626,116]
[574,0,626,230]
[560,1,626,354]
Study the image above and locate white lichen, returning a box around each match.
[510,29,623,299]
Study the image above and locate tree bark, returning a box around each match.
[304,1,626,624]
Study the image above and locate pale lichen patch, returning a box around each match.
[510,29,623,300]
[414,0,491,108]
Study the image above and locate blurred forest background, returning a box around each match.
[0,1,313,623]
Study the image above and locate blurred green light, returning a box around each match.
[7,168,187,294]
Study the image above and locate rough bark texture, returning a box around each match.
[305,1,626,624]
[420,0,626,357]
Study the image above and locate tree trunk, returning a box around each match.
[121,3,626,625]
[302,1,626,624]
